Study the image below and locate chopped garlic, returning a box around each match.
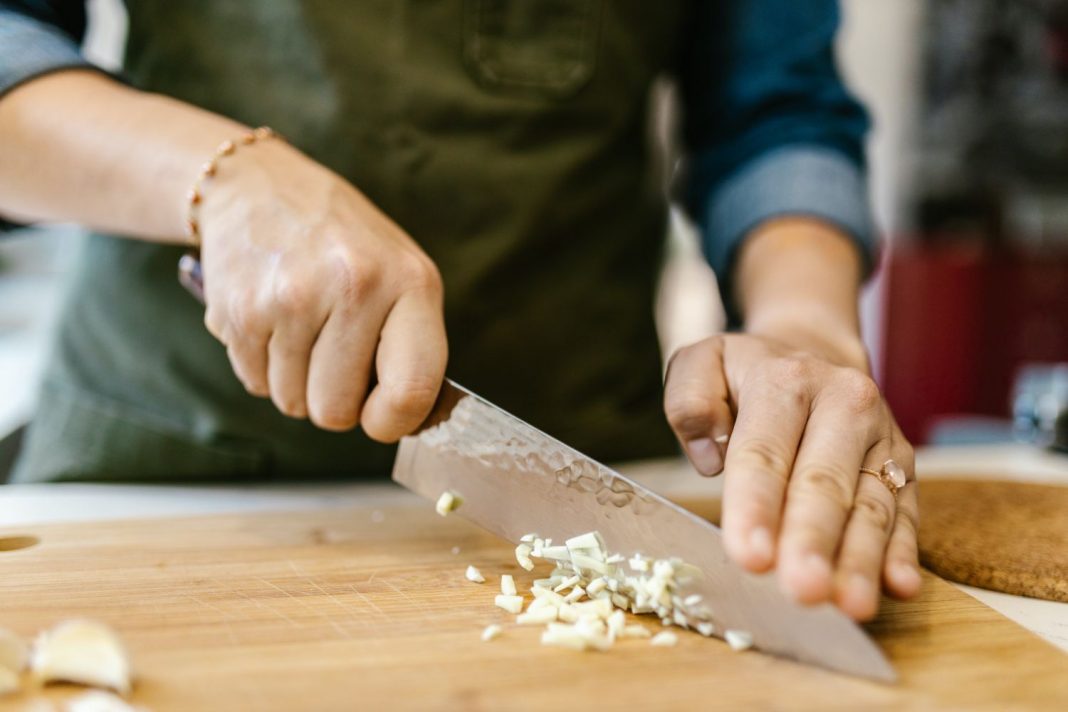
[520,533,537,543]
[553,575,581,593]
[515,543,535,571]
[465,565,485,583]
[628,555,650,572]
[695,622,716,638]
[500,574,517,596]
[586,577,608,596]
[725,629,753,651]
[622,624,651,639]
[0,666,19,697]
[650,631,678,647]
[0,627,28,673]
[538,545,570,562]
[563,586,585,603]
[516,608,558,625]
[607,610,625,639]
[30,619,130,695]
[481,624,502,642]
[435,490,463,516]
[494,595,524,614]
[65,690,141,712]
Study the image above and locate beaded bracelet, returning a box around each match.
[185,126,279,245]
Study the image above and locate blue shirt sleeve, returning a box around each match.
[679,0,877,325]
[0,1,96,98]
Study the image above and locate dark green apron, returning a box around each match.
[13,0,685,483]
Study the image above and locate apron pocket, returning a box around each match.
[463,0,601,98]
[11,380,267,484]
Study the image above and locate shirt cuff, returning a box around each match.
[700,144,878,326]
[0,9,96,99]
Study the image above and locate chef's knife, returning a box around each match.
[393,379,897,682]
[178,256,895,681]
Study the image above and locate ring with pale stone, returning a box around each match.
[859,459,909,497]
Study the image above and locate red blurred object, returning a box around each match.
[881,242,1068,444]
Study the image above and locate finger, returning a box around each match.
[776,371,884,604]
[360,291,447,442]
[663,338,734,476]
[883,432,921,599]
[266,320,322,419]
[227,338,270,397]
[720,360,811,573]
[305,303,385,431]
[833,448,896,621]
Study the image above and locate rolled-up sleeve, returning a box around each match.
[680,0,876,323]
[0,2,94,99]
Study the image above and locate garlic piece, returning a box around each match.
[515,543,535,571]
[0,666,19,697]
[30,619,130,695]
[65,691,141,712]
[435,490,463,517]
[481,624,503,642]
[516,608,558,625]
[695,622,716,638]
[494,595,525,614]
[0,627,28,672]
[500,574,517,596]
[622,624,651,639]
[725,629,753,651]
[650,631,678,647]
[465,565,486,583]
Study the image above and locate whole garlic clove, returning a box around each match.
[30,619,131,695]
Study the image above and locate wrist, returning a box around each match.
[747,306,869,373]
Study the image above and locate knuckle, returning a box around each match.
[794,464,855,512]
[381,378,440,421]
[664,393,717,432]
[273,277,317,315]
[309,402,359,431]
[837,369,882,414]
[736,438,792,482]
[400,254,442,293]
[332,253,380,303]
[853,491,895,534]
[769,356,812,384]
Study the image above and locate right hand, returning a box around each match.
[198,137,447,441]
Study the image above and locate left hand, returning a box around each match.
[663,332,921,621]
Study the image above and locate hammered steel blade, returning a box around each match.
[392,380,896,682]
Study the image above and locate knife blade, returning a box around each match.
[392,379,896,682]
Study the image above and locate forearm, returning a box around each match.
[0,69,245,242]
[734,216,869,372]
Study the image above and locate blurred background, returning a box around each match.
[1,0,1066,461]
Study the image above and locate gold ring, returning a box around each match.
[860,459,908,497]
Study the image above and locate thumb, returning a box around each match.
[663,337,735,476]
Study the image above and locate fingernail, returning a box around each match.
[748,527,774,565]
[686,437,724,476]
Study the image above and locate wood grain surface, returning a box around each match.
[0,497,1065,711]
[918,479,1068,603]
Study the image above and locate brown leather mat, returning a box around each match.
[918,479,1068,603]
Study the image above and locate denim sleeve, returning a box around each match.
[679,0,876,325]
[0,2,96,98]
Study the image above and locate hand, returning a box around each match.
[664,332,920,620]
[199,139,447,440]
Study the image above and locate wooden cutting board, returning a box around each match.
[0,498,1065,711]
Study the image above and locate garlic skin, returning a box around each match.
[0,666,20,697]
[0,627,28,673]
[30,620,131,695]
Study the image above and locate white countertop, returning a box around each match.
[1,446,1066,655]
